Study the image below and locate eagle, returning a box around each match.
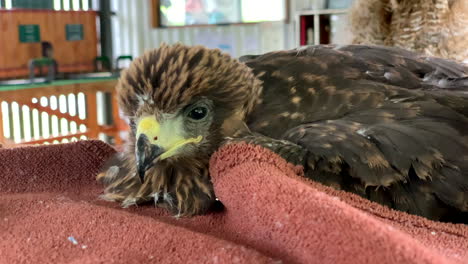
[98,43,468,223]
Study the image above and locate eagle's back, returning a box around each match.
[241,45,468,222]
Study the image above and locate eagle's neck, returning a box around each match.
[136,155,215,216]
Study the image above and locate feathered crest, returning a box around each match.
[116,43,263,119]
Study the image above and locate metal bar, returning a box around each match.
[48,97,53,138]
[8,103,14,141]
[28,105,34,140]
[17,103,24,141]
[85,91,99,139]
[99,0,113,62]
[17,132,88,145]
[38,108,43,139]
[314,14,320,45]
[0,102,4,144]
[76,93,80,122]
[296,13,301,47]
[67,94,72,134]
[31,108,38,140]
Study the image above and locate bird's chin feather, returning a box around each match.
[98,153,217,217]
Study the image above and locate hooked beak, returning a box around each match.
[135,116,203,182]
[136,134,164,182]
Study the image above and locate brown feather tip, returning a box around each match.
[116,42,263,119]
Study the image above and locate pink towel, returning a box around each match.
[0,140,467,263]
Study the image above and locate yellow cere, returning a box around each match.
[136,115,203,160]
[137,116,160,135]
[136,116,162,147]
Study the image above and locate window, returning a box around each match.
[156,0,287,27]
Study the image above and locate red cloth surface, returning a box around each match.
[0,140,467,263]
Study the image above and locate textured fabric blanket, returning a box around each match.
[0,140,467,264]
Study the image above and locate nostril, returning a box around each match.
[153,136,158,140]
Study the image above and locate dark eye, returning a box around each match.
[187,106,208,120]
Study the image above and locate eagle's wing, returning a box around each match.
[240,44,468,91]
[288,118,467,216]
[235,112,468,222]
[239,45,468,222]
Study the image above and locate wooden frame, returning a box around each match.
[150,0,161,28]
[0,79,128,147]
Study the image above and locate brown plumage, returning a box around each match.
[98,44,261,216]
[98,43,468,223]
[349,0,468,63]
[117,43,262,117]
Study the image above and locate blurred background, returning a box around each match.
[0,0,466,148]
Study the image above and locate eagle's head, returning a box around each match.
[111,43,262,216]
